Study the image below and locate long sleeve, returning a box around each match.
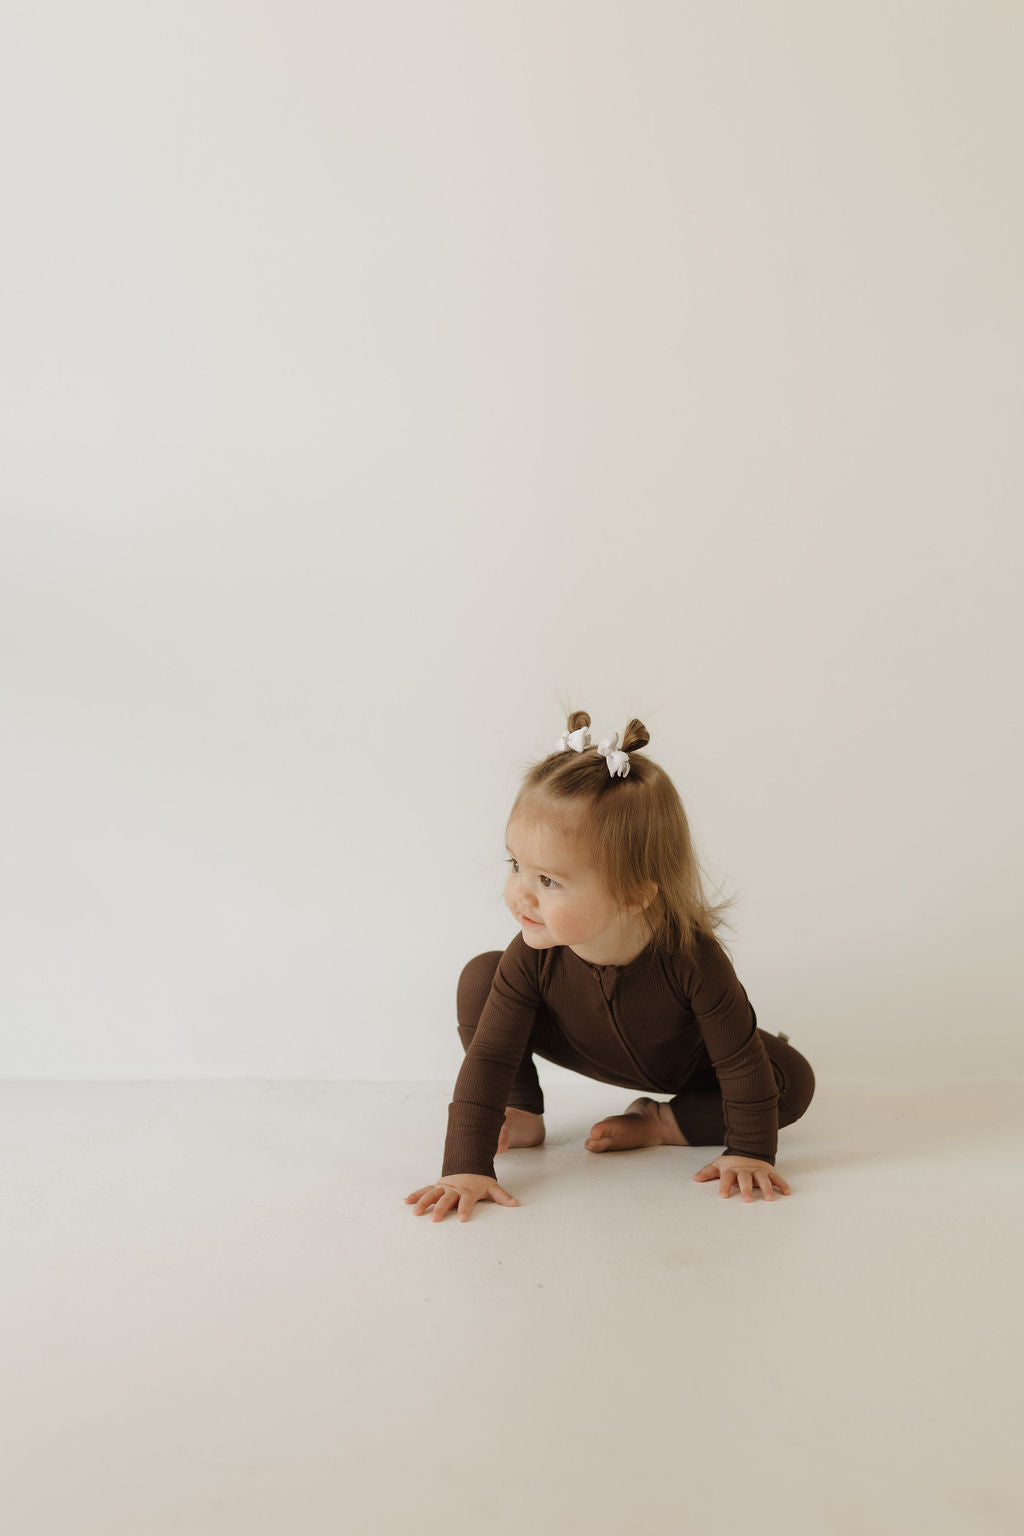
[441,935,541,1180]
[679,934,779,1164]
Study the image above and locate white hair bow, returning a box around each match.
[555,726,592,753]
[556,726,631,778]
[597,732,631,778]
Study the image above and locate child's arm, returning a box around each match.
[676,935,781,1168]
[404,1173,520,1223]
[443,934,543,1181]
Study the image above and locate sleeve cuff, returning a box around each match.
[722,1146,776,1166]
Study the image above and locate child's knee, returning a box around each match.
[781,1054,816,1126]
[456,951,503,1031]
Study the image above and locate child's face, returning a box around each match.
[504,816,650,963]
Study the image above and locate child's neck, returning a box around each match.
[570,916,653,968]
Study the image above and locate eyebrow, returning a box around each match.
[506,845,571,880]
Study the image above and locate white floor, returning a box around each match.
[1,1075,1020,1536]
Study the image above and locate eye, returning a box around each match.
[505,858,559,890]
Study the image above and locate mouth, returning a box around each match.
[519,914,541,927]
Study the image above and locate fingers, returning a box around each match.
[419,1188,462,1221]
[405,1184,443,1215]
[757,1171,792,1199]
[690,1156,793,1201]
[404,1184,464,1219]
[404,1182,521,1222]
[704,1171,792,1201]
[434,1189,462,1222]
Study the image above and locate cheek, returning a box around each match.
[542,892,573,926]
[551,899,590,935]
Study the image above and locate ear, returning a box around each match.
[634,881,658,913]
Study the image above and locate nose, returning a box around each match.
[509,872,535,915]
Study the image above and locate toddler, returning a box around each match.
[405,710,815,1223]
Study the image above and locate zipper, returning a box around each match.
[589,967,652,1084]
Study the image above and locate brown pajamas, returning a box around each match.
[442,931,815,1181]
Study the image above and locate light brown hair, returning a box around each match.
[507,707,738,967]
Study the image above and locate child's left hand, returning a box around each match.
[692,1155,791,1201]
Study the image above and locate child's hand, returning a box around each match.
[404,1173,520,1223]
[692,1155,791,1202]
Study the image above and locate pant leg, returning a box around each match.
[456,951,555,1116]
[667,1029,816,1148]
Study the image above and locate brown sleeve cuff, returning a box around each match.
[441,1099,503,1179]
[722,1146,776,1166]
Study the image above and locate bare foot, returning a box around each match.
[496,1107,546,1155]
[585,1097,690,1153]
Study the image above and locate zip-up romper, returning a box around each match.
[442,929,815,1181]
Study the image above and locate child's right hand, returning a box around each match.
[405,1173,520,1223]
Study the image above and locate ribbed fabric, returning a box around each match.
[442,929,782,1180]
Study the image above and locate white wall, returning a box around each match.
[2,2,1021,1082]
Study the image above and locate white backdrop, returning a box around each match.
[2,2,1021,1082]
